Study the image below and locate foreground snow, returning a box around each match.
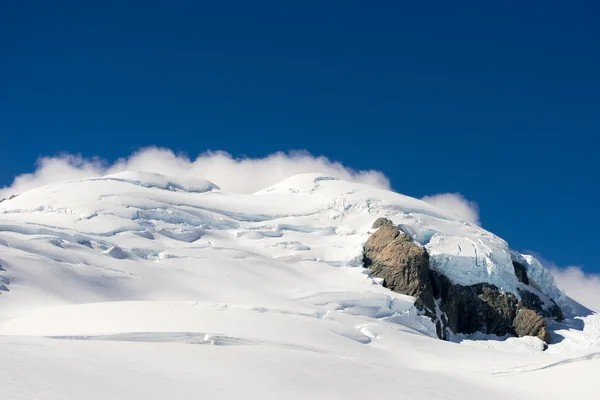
[0,172,598,399]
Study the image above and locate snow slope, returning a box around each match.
[0,171,598,399]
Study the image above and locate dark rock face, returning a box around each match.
[363,219,563,345]
[518,288,565,322]
[0,194,18,203]
[518,289,545,312]
[512,261,530,285]
[546,302,564,322]
[430,272,518,337]
[475,284,519,335]
[430,272,480,335]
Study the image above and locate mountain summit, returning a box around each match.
[0,172,598,399]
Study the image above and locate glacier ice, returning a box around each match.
[0,170,599,399]
[0,171,567,305]
[0,171,584,340]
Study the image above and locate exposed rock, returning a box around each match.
[518,288,564,322]
[363,218,561,345]
[512,261,530,285]
[514,289,558,340]
[0,194,19,203]
[475,284,519,335]
[518,289,545,313]
[430,272,517,337]
[371,217,394,229]
[513,305,551,343]
[546,301,564,322]
[430,272,480,335]
[363,223,435,315]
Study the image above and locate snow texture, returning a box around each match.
[0,171,598,399]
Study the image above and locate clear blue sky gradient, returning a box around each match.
[2,1,599,272]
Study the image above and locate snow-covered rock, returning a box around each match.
[0,171,598,399]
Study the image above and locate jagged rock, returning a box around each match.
[363,218,560,345]
[546,301,564,322]
[518,289,545,313]
[0,194,19,203]
[430,272,517,337]
[513,305,551,343]
[518,289,564,322]
[512,261,530,285]
[430,272,483,335]
[371,217,393,229]
[475,284,519,335]
[363,223,435,315]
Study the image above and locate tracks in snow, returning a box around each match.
[46,332,327,353]
[493,352,600,376]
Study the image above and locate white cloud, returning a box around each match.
[421,193,480,225]
[550,266,600,313]
[1,154,107,198]
[2,148,481,227]
[0,147,391,197]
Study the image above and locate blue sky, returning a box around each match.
[1,1,599,273]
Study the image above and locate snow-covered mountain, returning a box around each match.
[0,171,598,399]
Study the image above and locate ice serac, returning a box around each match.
[363,219,563,344]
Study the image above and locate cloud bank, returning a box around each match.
[1,147,481,226]
[0,148,391,197]
[526,251,600,313]
[421,193,480,225]
[10,147,600,310]
[551,266,600,313]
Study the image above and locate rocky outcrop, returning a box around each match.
[363,218,563,345]
[518,288,564,322]
[546,302,564,322]
[363,221,435,315]
[0,194,18,204]
[429,272,518,338]
[513,261,529,285]
[513,305,551,343]
[371,217,394,229]
[518,289,545,312]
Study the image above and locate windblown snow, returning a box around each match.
[0,171,598,399]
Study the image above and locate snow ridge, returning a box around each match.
[0,171,598,399]
[0,172,573,310]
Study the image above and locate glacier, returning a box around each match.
[0,171,598,399]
